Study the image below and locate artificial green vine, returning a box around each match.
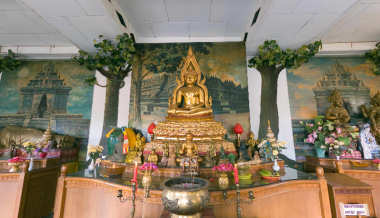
[73,33,136,86]
[248,40,322,70]
[0,50,21,73]
[365,42,380,75]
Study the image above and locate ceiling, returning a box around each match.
[0,0,379,55]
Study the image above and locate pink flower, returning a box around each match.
[312,131,317,138]
[213,163,234,172]
[373,159,380,164]
[336,128,342,134]
[330,132,337,138]
[305,134,315,144]
[8,156,23,163]
[318,126,322,131]
[139,163,158,171]
[325,137,334,145]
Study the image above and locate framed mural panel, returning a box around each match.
[129,42,250,138]
[287,57,380,160]
[0,60,94,159]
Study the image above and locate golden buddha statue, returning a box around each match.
[361,91,380,144]
[167,47,212,118]
[147,148,158,164]
[325,90,350,125]
[247,132,259,158]
[143,47,236,161]
[179,133,198,158]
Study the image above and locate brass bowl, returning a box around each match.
[99,161,125,177]
[162,177,209,217]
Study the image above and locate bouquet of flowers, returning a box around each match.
[87,145,104,160]
[139,162,158,172]
[302,116,360,157]
[212,163,234,172]
[22,142,37,156]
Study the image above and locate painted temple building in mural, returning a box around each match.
[0,63,90,138]
[313,61,371,116]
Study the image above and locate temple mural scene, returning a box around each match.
[287,57,380,160]
[0,61,94,160]
[129,42,250,139]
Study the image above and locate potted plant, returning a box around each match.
[87,145,104,171]
[212,163,234,189]
[301,116,331,158]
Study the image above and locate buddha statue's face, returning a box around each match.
[186,134,193,141]
[185,74,196,85]
[334,98,343,107]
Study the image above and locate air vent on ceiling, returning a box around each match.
[251,8,261,27]
[116,10,127,28]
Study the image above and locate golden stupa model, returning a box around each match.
[144,47,235,164]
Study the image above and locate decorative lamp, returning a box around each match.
[233,123,244,161]
[148,122,156,141]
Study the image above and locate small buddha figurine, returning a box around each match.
[147,148,158,164]
[135,133,146,152]
[167,47,212,118]
[325,90,350,125]
[179,133,198,158]
[361,91,380,144]
[247,132,259,159]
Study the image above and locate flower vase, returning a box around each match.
[376,163,380,170]
[142,170,152,188]
[272,159,280,173]
[28,156,34,171]
[315,148,326,158]
[218,173,229,190]
[88,158,95,171]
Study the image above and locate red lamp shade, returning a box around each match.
[148,122,156,135]
[233,123,243,135]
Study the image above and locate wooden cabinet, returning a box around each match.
[0,162,60,218]
[325,173,376,218]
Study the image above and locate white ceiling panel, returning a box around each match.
[152,22,190,37]
[165,0,211,22]
[190,22,226,37]
[21,0,85,17]
[119,0,167,23]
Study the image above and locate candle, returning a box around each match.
[132,161,138,183]
[233,164,239,184]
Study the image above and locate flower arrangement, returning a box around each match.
[88,145,104,160]
[23,142,37,156]
[212,163,234,172]
[139,162,158,171]
[373,159,380,170]
[301,116,359,155]
[8,156,23,163]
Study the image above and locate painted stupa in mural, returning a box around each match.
[313,61,370,115]
[0,63,90,138]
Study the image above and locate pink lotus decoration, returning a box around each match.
[8,156,23,163]
[139,162,158,171]
[212,163,234,172]
[373,159,380,164]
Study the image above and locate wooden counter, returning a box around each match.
[0,163,60,218]
[54,165,331,218]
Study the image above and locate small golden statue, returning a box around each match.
[326,90,350,125]
[177,133,201,176]
[125,133,145,164]
[167,47,212,118]
[147,148,158,164]
[247,132,259,158]
[135,133,146,152]
[179,133,198,158]
[361,91,380,144]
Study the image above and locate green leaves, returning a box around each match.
[73,33,135,85]
[248,40,322,71]
[0,50,21,73]
[365,42,380,75]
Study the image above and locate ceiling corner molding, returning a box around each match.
[0,46,79,59]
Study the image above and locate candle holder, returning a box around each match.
[116,181,137,218]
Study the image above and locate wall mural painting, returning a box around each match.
[0,61,95,160]
[129,42,250,139]
[287,57,380,161]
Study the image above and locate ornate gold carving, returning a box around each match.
[326,90,350,125]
